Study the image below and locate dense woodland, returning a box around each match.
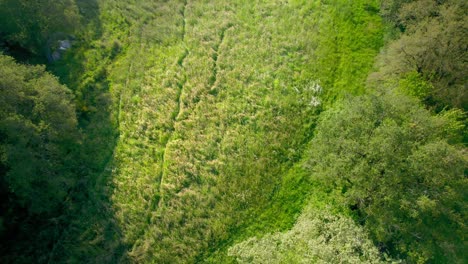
[0,0,466,263]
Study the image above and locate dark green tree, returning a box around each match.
[0,54,78,214]
[0,0,81,55]
[307,92,467,263]
[376,0,468,110]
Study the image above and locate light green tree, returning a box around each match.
[229,207,390,264]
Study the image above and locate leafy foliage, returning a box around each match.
[374,0,468,110]
[0,54,81,263]
[229,207,389,264]
[0,54,78,214]
[306,92,467,263]
[0,0,81,55]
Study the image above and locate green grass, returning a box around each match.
[42,0,384,262]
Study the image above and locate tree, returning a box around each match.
[375,0,468,110]
[306,92,467,262]
[0,54,78,214]
[0,0,81,55]
[229,208,389,264]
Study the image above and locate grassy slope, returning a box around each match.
[50,0,383,262]
[108,0,383,262]
[108,1,321,262]
[206,1,384,262]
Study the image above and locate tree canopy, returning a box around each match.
[0,54,78,214]
[307,92,467,262]
[376,0,468,110]
[229,208,388,264]
[0,0,81,55]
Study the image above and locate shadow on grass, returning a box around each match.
[46,0,128,261]
[48,1,130,260]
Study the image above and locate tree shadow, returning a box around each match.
[0,0,128,262]
[47,0,130,261]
